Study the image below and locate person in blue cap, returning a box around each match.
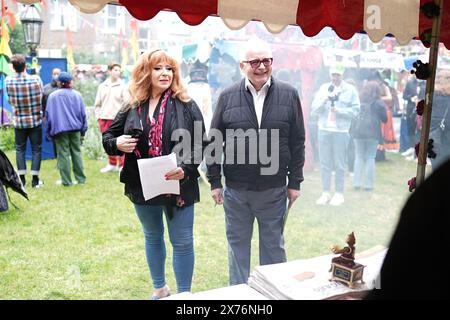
[45,72,87,186]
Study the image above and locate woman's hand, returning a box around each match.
[116,135,138,153]
[165,167,184,180]
[211,188,224,205]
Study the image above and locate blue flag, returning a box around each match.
[1,73,12,113]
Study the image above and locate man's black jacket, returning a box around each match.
[207,77,305,191]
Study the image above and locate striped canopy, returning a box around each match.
[14,0,450,47]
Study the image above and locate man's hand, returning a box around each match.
[287,189,300,209]
[211,188,224,205]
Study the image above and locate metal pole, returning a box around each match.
[416,0,444,186]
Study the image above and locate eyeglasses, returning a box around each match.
[242,58,273,69]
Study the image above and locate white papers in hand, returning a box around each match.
[137,153,180,200]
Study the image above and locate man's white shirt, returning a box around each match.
[245,77,271,128]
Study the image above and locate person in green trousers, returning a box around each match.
[45,72,87,186]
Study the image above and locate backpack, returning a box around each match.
[350,102,379,139]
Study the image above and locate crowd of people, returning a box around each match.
[4,37,450,299]
[308,64,450,206]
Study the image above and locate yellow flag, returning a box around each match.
[65,27,76,71]
[66,45,75,71]
[0,39,12,58]
[1,19,10,44]
[121,46,128,69]
[0,19,12,58]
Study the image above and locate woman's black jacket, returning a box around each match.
[102,97,205,214]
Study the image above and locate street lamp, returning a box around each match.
[20,4,43,57]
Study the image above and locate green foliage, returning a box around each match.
[73,52,111,65]
[0,126,15,151]
[9,22,27,55]
[74,78,99,107]
[82,112,105,160]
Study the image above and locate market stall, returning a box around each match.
[14,0,448,185]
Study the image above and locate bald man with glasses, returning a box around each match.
[206,38,305,285]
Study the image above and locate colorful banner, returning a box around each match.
[64,27,76,71]
[130,19,138,63]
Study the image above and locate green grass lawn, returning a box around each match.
[0,150,421,299]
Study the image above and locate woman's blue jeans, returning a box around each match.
[134,204,194,293]
[318,130,349,193]
[353,138,378,189]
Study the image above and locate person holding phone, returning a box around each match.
[311,65,360,206]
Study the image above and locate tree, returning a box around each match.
[8,21,27,55]
[74,51,111,65]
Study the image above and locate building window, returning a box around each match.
[138,27,149,52]
[50,0,78,31]
[102,5,124,34]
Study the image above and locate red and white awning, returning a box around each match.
[15,0,450,48]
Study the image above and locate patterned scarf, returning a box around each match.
[135,89,185,211]
[148,89,171,157]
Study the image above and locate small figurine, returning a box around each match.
[330,232,356,268]
[329,232,365,288]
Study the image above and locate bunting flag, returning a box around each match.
[130,19,138,63]
[4,5,15,30]
[0,54,12,76]
[64,27,76,71]
[0,6,12,65]
[1,15,10,45]
[1,4,12,124]
[1,73,13,113]
[0,36,13,61]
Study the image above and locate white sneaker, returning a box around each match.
[100,164,118,173]
[32,180,44,188]
[316,192,331,205]
[329,193,345,206]
[401,147,414,157]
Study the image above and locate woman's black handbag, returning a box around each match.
[350,102,377,139]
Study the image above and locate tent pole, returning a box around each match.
[416,0,444,186]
